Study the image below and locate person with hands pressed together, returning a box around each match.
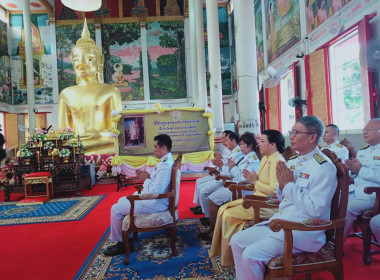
[230,116,337,280]
[198,132,260,241]
[190,130,233,214]
[343,118,380,241]
[103,134,174,256]
[209,130,285,267]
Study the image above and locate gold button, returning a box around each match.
[284,199,287,202]
[280,211,283,214]
[299,163,302,166]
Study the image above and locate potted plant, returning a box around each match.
[43,141,55,155]
[59,148,71,163]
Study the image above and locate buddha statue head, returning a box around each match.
[71,18,103,85]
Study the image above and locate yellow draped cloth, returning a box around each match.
[209,152,282,266]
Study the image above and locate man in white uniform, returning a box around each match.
[370,214,380,243]
[198,132,243,218]
[231,115,337,280]
[343,118,380,240]
[321,123,349,160]
[103,134,174,256]
[190,130,233,214]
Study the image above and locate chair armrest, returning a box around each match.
[134,184,143,194]
[243,194,268,201]
[268,218,346,232]
[215,174,232,183]
[204,166,220,176]
[229,184,254,192]
[364,186,380,195]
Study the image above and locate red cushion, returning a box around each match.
[26,172,52,178]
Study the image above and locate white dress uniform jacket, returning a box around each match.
[349,143,380,199]
[321,140,349,161]
[257,146,337,252]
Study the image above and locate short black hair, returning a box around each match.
[154,134,172,151]
[227,132,240,144]
[326,124,340,136]
[223,130,233,137]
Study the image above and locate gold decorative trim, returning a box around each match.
[119,0,123,18]
[156,0,160,16]
[0,4,8,14]
[39,0,54,19]
[9,10,49,14]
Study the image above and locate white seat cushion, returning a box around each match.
[122,210,178,231]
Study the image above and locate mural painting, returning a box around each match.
[102,23,142,101]
[204,6,231,95]
[0,56,12,104]
[265,0,300,63]
[230,11,237,94]
[10,14,53,104]
[147,21,186,100]
[159,0,184,16]
[0,20,7,56]
[254,0,264,72]
[306,0,352,33]
[56,23,95,94]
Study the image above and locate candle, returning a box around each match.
[37,151,40,163]
[56,139,58,147]
[14,147,17,156]
[73,146,75,161]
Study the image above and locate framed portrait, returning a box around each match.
[123,116,145,148]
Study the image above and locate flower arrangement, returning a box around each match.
[58,127,75,140]
[58,148,71,157]
[43,141,55,150]
[154,103,165,114]
[19,143,33,158]
[30,128,47,142]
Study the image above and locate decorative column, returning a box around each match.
[234,0,260,134]
[194,0,207,108]
[205,0,224,137]
[140,22,150,104]
[189,0,198,106]
[22,0,36,134]
[184,10,192,105]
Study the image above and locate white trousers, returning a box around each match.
[199,179,223,217]
[209,187,252,206]
[343,192,375,241]
[370,214,380,242]
[193,175,215,205]
[231,225,302,280]
[110,195,167,242]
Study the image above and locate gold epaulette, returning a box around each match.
[360,144,370,150]
[313,153,327,164]
[289,155,298,160]
[335,143,343,148]
[252,154,258,160]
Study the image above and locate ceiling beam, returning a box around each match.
[39,0,54,18]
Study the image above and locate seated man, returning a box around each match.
[192,131,243,216]
[343,118,380,240]
[231,115,337,280]
[103,134,174,256]
[190,130,233,214]
[321,123,349,160]
[198,132,243,220]
[198,132,260,240]
[370,214,380,243]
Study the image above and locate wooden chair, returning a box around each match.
[282,145,297,161]
[340,137,357,159]
[351,187,380,265]
[242,149,350,280]
[121,153,182,265]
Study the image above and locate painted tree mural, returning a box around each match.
[147,21,186,100]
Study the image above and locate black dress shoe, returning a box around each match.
[198,232,213,241]
[103,241,125,256]
[190,206,201,211]
[193,208,204,215]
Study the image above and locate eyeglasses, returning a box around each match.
[362,127,375,133]
[288,130,314,137]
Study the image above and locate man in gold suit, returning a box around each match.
[58,19,122,154]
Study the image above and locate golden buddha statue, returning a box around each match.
[58,19,122,154]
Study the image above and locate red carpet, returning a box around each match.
[0,179,379,279]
